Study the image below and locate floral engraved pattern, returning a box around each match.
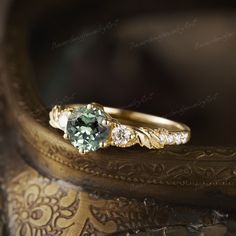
[5,168,230,236]
[87,193,217,233]
[7,170,80,236]
[80,219,102,236]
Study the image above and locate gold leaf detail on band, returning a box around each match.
[134,127,164,149]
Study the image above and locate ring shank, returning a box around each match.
[104,107,190,133]
[51,104,191,149]
[63,104,190,133]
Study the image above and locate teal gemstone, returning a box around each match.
[66,105,109,152]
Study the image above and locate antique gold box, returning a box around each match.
[0,1,236,235]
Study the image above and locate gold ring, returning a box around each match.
[49,103,191,154]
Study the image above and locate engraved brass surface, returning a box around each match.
[1,0,236,211]
[1,1,236,235]
[6,166,234,236]
[2,0,236,218]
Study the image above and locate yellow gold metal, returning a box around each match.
[7,166,226,236]
[49,103,191,153]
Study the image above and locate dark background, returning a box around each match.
[0,2,236,236]
[26,1,236,146]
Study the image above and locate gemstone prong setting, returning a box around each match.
[49,103,191,154]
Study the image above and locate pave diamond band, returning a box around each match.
[49,103,191,154]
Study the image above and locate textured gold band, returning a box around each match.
[49,103,190,154]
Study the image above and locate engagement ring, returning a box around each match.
[49,103,191,154]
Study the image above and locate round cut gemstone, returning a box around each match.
[112,125,131,146]
[66,106,110,152]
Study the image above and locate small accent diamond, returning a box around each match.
[112,125,131,146]
[174,133,182,145]
[181,132,188,143]
[166,134,174,144]
[58,112,71,130]
[159,134,167,144]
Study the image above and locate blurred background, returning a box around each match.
[23,0,236,147]
[1,1,236,236]
[1,1,236,147]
